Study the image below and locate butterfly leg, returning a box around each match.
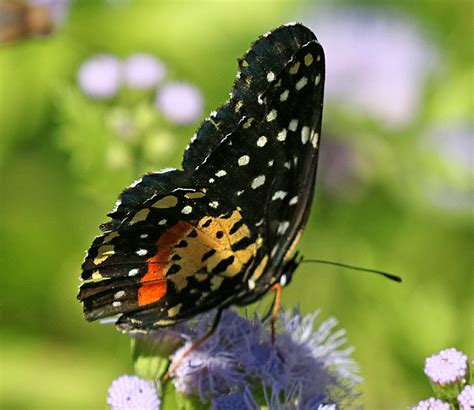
[162,308,224,384]
[270,283,282,344]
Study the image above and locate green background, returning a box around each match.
[1,0,472,408]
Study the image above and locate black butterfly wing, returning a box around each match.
[78,23,325,332]
[187,31,325,299]
[182,23,317,172]
[79,169,264,329]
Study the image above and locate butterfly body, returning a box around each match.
[78,23,325,333]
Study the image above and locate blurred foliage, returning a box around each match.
[0,0,472,409]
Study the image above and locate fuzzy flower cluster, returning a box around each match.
[424,348,468,385]
[412,397,451,410]
[77,53,203,124]
[168,308,359,408]
[457,384,474,409]
[105,309,356,409]
[412,348,472,410]
[107,375,160,410]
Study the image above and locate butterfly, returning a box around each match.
[78,22,325,334]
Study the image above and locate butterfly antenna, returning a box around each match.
[302,259,402,283]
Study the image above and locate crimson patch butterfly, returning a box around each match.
[78,23,325,333]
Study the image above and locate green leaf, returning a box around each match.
[131,334,183,380]
[174,389,209,410]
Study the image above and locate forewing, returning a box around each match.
[182,23,317,172]
[186,32,325,276]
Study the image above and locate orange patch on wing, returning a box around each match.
[138,221,192,306]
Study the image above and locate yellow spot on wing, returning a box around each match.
[210,276,224,290]
[94,244,115,264]
[91,271,102,280]
[185,191,206,199]
[152,195,178,208]
[103,231,119,243]
[129,208,150,224]
[289,61,300,75]
[250,254,268,283]
[304,53,313,66]
[167,303,182,318]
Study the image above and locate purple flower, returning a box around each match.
[306,7,439,127]
[424,348,468,385]
[212,390,258,410]
[411,398,451,410]
[458,385,474,409]
[167,308,358,406]
[279,308,361,386]
[124,54,166,90]
[155,82,203,124]
[317,405,337,410]
[107,374,160,410]
[78,54,122,99]
[170,338,246,399]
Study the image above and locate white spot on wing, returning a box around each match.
[128,268,139,276]
[114,290,125,299]
[272,191,288,200]
[280,89,289,102]
[236,190,244,196]
[257,136,267,147]
[209,178,215,183]
[266,110,277,122]
[238,155,250,166]
[284,161,291,169]
[136,249,148,256]
[311,132,320,148]
[289,119,298,132]
[289,196,298,205]
[315,74,321,86]
[266,71,275,82]
[112,301,121,307]
[159,219,167,225]
[251,175,266,189]
[268,160,274,167]
[304,53,314,66]
[301,126,310,144]
[271,245,278,258]
[140,233,148,239]
[248,279,256,290]
[295,77,308,91]
[277,129,287,141]
[209,201,219,209]
[277,221,290,235]
[181,205,193,214]
[280,274,288,287]
[215,170,227,177]
[255,218,264,226]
